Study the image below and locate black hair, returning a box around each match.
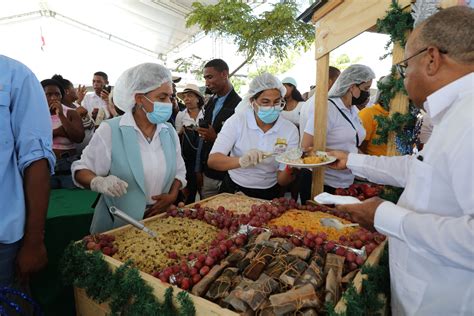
[329,66,341,81]
[204,59,229,72]
[94,71,108,81]
[51,74,73,90]
[41,79,65,97]
[284,83,305,102]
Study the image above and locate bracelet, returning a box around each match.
[285,165,293,175]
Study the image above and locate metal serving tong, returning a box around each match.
[109,206,158,238]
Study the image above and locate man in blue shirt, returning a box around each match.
[196,59,241,198]
[0,55,55,287]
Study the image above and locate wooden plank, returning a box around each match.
[314,0,412,59]
[311,0,344,24]
[311,54,330,198]
[334,240,388,313]
[74,288,109,316]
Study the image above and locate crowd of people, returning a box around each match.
[0,6,472,316]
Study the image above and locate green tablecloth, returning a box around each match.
[30,188,97,316]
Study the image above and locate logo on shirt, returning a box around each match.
[274,138,288,154]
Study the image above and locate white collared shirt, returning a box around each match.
[280,101,303,126]
[72,111,187,204]
[304,97,366,188]
[175,109,204,133]
[82,92,110,118]
[210,109,299,189]
[347,73,474,315]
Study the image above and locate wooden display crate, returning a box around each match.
[74,193,387,315]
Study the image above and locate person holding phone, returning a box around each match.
[176,83,205,203]
[72,63,186,233]
[79,71,111,123]
[196,59,242,199]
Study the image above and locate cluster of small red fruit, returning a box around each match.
[152,229,248,290]
[334,183,382,200]
[82,234,118,256]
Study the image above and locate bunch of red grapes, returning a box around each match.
[82,234,118,256]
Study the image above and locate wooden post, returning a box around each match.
[386,40,410,156]
[311,54,330,198]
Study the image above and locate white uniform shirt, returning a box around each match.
[299,94,315,142]
[82,92,110,118]
[210,109,299,189]
[175,109,204,133]
[304,97,366,188]
[347,73,474,316]
[72,111,187,204]
[280,101,303,127]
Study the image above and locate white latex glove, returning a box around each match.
[239,149,264,168]
[90,175,128,197]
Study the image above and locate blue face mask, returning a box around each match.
[255,104,281,124]
[142,97,173,124]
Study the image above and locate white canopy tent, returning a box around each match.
[0,0,216,84]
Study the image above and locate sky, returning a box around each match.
[0,9,393,93]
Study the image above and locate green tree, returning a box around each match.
[330,53,363,71]
[186,0,314,76]
[173,54,208,80]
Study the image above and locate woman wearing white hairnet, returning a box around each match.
[208,73,299,200]
[301,64,375,194]
[72,63,187,233]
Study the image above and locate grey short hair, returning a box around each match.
[419,6,474,64]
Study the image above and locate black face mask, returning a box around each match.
[352,89,370,106]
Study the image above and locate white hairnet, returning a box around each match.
[113,63,172,112]
[234,72,287,114]
[328,64,375,98]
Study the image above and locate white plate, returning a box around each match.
[314,192,361,205]
[275,152,337,168]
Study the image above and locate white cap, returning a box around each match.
[328,64,375,98]
[114,63,172,112]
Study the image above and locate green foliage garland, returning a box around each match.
[373,1,420,153]
[326,244,390,316]
[60,242,195,316]
[376,0,414,59]
[376,66,406,111]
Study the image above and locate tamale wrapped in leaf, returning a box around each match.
[244,245,275,281]
[279,257,308,287]
[324,268,340,305]
[288,247,312,261]
[191,263,228,296]
[269,284,321,315]
[294,253,325,290]
[235,274,279,311]
[206,267,239,300]
[224,278,253,312]
[324,254,345,282]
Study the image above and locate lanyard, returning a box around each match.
[328,99,359,145]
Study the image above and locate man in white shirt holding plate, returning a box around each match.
[328,6,474,315]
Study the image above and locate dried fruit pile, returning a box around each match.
[111,217,219,274]
[268,209,358,241]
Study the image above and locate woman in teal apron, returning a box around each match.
[72,63,187,233]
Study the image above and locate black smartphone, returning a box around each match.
[103,85,112,93]
[198,118,209,128]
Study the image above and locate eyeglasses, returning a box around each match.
[254,99,286,109]
[396,47,448,78]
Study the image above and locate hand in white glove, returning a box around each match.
[90,175,128,197]
[239,149,264,168]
